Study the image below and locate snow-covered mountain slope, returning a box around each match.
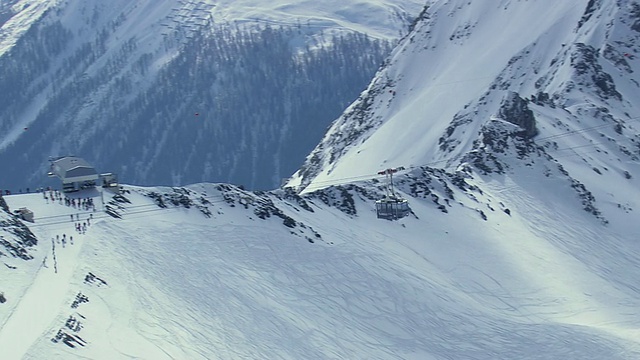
[0,0,53,56]
[197,0,418,40]
[0,0,424,191]
[0,0,418,58]
[1,182,640,359]
[3,0,640,358]
[277,2,640,356]
[289,0,640,208]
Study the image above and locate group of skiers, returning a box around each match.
[42,190,96,212]
[44,212,93,271]
[72,214,92,235]
[54,233,74,248]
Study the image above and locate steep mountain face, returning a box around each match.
[288,0,640,229]
[0,0,424,191]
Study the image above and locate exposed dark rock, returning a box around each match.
[278,187,314,213]
[0,216,38,260]
[0,195,8,213]
[147,192,168,208]
[530,92,556,108]
[145,188,211,217]
[603,44,632,73]
[407,5,430,34]
[498,91,538,138]
[571,179,607,224]
[577,0,599,29]
[439,111,474,152]
[461,118,539,175]
[141,186,321,240]
[631,2,640,32]
[571,43,622,101]
[309,186,359,216]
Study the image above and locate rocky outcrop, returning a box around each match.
[571,43,622,101]
[497,91,538,138]
[0,195,8,214]
[0,216,38,260]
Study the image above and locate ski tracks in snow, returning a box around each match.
[0,196,96,359]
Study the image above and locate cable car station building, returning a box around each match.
[49,156,99,193]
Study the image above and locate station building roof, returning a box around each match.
[50,156,98,183]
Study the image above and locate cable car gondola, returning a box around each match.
[375,167,410,220]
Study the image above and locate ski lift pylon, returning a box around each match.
[375,166,410,220]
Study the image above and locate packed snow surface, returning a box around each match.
[1,182,639,359]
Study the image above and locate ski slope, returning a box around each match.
[2,0,640,358]
[1,181,639,359]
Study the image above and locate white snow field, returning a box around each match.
[1,180,639,359]
[2,0,640,358]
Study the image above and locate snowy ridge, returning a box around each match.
[0,0,56,56]
[0,178,639,358]
[288,0,640,200]
[288,0,640,245]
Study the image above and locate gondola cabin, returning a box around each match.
[375,196,410,220]
[375,167,410,220]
